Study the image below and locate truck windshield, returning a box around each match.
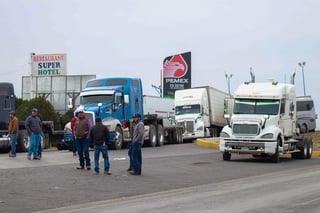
[81,94,113,105]
[234,99,280,115]
[175,104,200,115]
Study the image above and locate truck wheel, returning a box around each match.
[177,129,183,144]
[148,125,157,147]
[57,144,65,150]
[157,125,164,146]
[113,126,123,150]
[300,124,308,134]
[306,137,313,159]
[17,130,30,152]
[271,139,280,163]
[223,152,231,161]
[293,137,308,159]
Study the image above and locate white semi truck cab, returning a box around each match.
[219,80,313,163]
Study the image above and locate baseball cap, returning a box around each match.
[32,108,38,112]
[133,113,141,118]
[9,111,16,115]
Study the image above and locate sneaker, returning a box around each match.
[93,171,99,175]
[104,171,112,175]
[126,168,132,172]
[86,166,91,170]
[9,154,16,157]
[27,155,31,160]
[33,157,41,160]
[129,171,141,175]
[76,166,84,170]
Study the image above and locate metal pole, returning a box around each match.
[298,61,306,96]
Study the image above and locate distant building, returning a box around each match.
[21,75,96,114]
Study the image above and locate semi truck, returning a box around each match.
[0,82,64,152]
[65,77,183,150]
[219,79,313,163]
[174,86,230,141]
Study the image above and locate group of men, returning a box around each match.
[70,110,144,176]
[8,108,144,176]
[8,108,42,160]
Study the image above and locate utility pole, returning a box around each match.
[298,61,306,96]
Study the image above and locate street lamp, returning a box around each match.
[225,72,233,96]
[298,61,306,96]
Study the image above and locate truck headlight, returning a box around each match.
[220,132,230,138]
[261,133,273,139]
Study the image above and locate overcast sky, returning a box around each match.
[1,0,319,124]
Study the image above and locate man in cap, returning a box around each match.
[74,109,92,170]
[25,108,42,160]
[8,111,19,157]
[129,113,144,175]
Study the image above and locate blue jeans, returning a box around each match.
[128,144,133,169]
[76,138,91,167]
[28,133,41,157]
[131,143,142,174]
[10,133,17,155]
[94,145,110,173]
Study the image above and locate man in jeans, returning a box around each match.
[8,111,19,157]
[90,117,111,175]
[129,113,144,175]
[74,110,92,170]
[25,108,42,160]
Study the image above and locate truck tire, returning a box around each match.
[306,137,313,159]
[17,130,30,152]
[147,124,157,147]
[223,152,231,161]
[157,125,164,146]
[177,129,183,144]
[300,124,308,134]
[112,126,123,150]
[270,139,280,163]
[292,137,308,159]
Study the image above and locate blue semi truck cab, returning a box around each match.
[64,77,183,150]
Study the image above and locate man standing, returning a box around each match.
[70,111,79,156]
[129,113,144,175]
[8,111,19,157]
[25,108,42,160]
[90,117,112,175]
[74,110,92,170]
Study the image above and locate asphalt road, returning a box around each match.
[1,143,320,213]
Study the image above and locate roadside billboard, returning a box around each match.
[31,53,67,76]
[163,52,191,98]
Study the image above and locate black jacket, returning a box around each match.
[90,122,109,146]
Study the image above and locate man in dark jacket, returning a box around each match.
[90,117,111,175]
[129,113,144,175]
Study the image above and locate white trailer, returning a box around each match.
[143,95,183,146]
[174,86,229,140]
[220,79,313,163]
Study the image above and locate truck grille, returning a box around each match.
[178,121,194,133]
[233,124,259,135]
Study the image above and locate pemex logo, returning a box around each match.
[163,54,188,78]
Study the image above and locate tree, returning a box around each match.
[16,97,62,130]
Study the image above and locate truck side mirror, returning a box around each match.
[224,114,231,127]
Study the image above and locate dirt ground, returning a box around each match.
[306,131,320,151]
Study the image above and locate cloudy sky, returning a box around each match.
[1,0,319,124]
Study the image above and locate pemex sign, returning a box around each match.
[163,52,191,98]
[31,53,67,76]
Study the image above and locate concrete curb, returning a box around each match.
[195,138,320,157]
